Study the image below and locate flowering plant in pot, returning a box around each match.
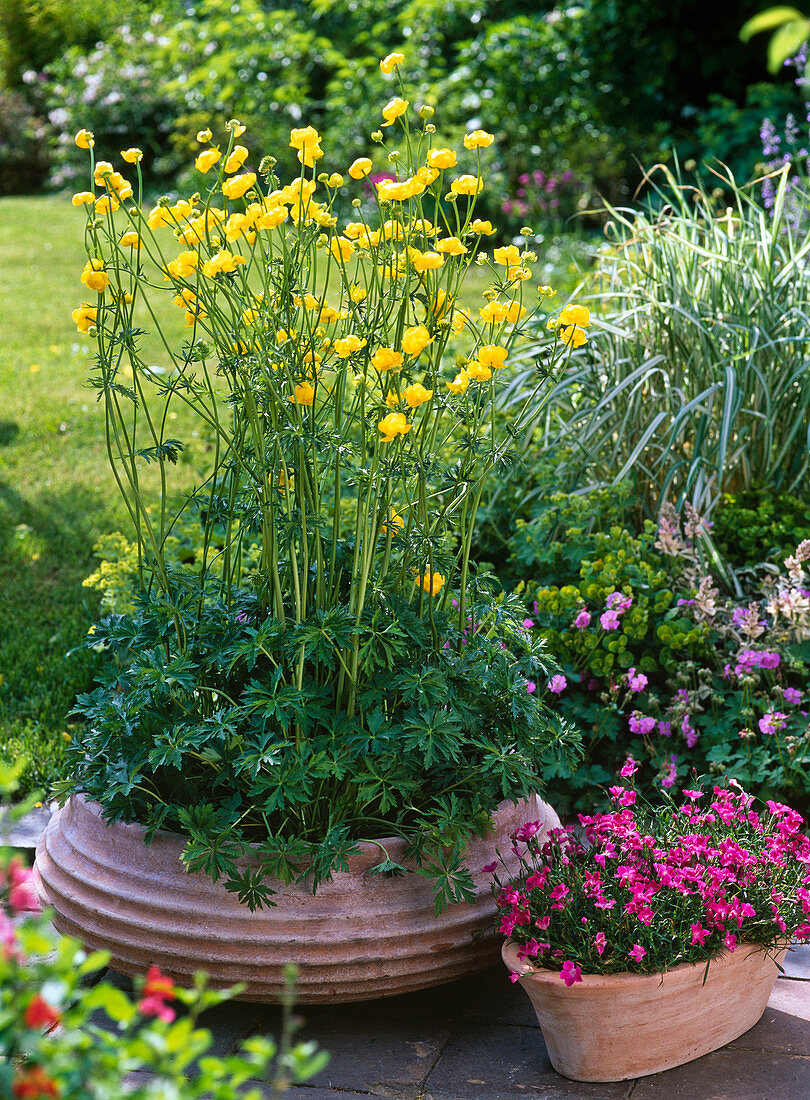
[40,54,581,998]
[491,765,810,1081]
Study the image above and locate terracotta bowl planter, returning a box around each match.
[34,794,558,1003]
[502,939,786,1081]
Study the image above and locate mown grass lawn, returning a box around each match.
[0,197,124,792]
[0,196,200,795]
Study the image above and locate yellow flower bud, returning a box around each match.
[380,52,405,75]
[348,157,373,180]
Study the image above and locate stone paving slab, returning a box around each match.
[728,980,810,1056]
[782,942,810,981]
[627,1047,810,1099]
[0,804,54,849]
[421,1023,630,1100]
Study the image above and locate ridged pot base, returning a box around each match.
[502,939,786,1081]
[34,794,558,1002]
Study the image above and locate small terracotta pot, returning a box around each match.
[502,939,786,1081]
[35,794,558,1003]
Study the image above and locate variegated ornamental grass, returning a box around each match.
[506,164,810,565]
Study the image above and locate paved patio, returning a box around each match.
[6,809,810,1099]
[148,943,809,1100]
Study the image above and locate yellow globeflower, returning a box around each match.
[467,360,492,382]
[411,251,444,273]
[381,509,404,535]
[196,128,213,143]
[348,157,372,179]
[333,335,367,358]
[463,129,495,149]
[195,148,221,173]
[401,325,433,356]
[71,302,97,333]
[477,344,508,370]
[330,236,355,262]
[505,301,527,323]
[414,165,439,186]
[293,381,316,405]
[377,411,412,442]
[224,145,249,173]
[222,172,257,199]
[289,126,323,167]
[120,231,142,249]
[479,301,508,324]
[470,218,496,235]
[349,284,367,304]
[403,382,433,408]
[427,148,457,170]
[494,244,521,267]
[558,304,591,328]
[91,161,113,185]
[416,570,445,596]
[450,175,483,196]
[446,368,470,395]
[560,325,588,348]
[71,191,95,206]
[120,148,143,164]
[450,308,469,334]
[165,251,199,279]
[372,348,403,372]
[381,97,409,126]
[202,250,246,277]
[380,52,405,75]
[80,259,110,293]
[435,236,468,256]
[75,129,94,149]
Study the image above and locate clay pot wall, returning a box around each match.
[35,794,558,1002]
[503,938,786,1081]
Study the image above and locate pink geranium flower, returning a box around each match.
[627,667,648,692]
[548,674,567,694]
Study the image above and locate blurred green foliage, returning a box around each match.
[712,489,810,571]
[2,0,803,217]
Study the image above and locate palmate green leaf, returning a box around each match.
[224,868,277,910]
[414,843,476,916]
[401,708,463,767]
[353,760,420,814]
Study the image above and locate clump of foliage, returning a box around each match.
[0,88,49,195]
[516,500,810,817]
[712,488,810,572]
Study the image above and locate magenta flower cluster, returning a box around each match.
[491,781,810,987]
[572,590,633,634]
